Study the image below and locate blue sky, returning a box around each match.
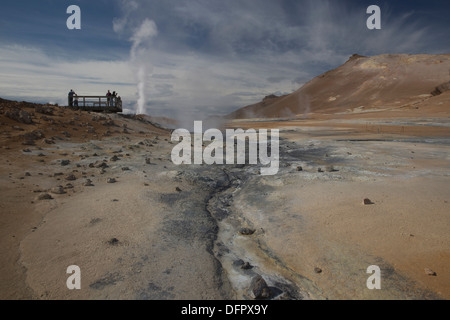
[0,0,449,119]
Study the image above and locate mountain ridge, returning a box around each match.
[228,53,450,119]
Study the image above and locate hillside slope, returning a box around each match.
[229,54,450,119]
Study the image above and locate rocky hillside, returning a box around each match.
[0,98,169,150]
[228,54,450,119]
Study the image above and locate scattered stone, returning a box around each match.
[425,268,437,276]
[61,159,70,166]
[65,174,76,181]
[326,165,338,172]
[22,149,31,153]
[102,119,115,126]
[25,172,31,176]
[239,228,256,236]
[121,167,130,171]
[51,186,66,194]
[110,155,119,162]
[43,138,55,144]
[24,130,44,141]
[108,238,120,246]
[145,158,152,164]
[296,166,303,171]
[90,218,101,225]
[37,193,53,200]
[96,162,108,169]
[53,172,64,177]
[65,183,74,189]
[249,275,270,299]
[363,198,374,205]
[6,108,33,124]
[241,262,253,270]
[84,179,94,186]
[318,168,323,173]
[314,267,322,274]
[107,178,116,183]
[176,187,182,192]
[35,104,54,115]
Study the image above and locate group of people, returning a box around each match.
[106,90,122,107]
[67,89,122,108]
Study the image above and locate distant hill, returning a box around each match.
[228,53,450,119]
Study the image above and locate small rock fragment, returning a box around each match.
[314,267,322,274]
[241,262,253,270]
[108,238,119,246]
[326,165,338,172]
[425,268,437,276]
[37,193,53,200]
[84,179,94,186]
[107,178,116,183]
[250,275,270,299]
[363,198,374,205]
[51,186,66,194]
[65,174,76,181]
[239,228,256,236]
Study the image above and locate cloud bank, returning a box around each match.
[1,0,449,119]
[108,0,449,119]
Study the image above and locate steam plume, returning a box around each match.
[114,2,157,115]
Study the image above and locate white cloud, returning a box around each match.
[0,45,135,105]
[1,0,447,118]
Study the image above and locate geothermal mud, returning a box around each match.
[1,108,449,300]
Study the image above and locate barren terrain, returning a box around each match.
[1,54,449,300]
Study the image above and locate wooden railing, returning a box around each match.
[68,95,122,112]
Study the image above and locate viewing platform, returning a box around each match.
[68,95,122,113]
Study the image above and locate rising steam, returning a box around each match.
[130,19,157,114]
[114,2,157,115]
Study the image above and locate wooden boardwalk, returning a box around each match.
[68,95,122,113]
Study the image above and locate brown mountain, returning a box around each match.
[228,53,450,119]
